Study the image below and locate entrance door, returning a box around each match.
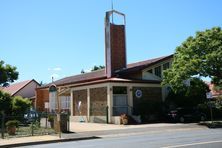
[112,86,128,116]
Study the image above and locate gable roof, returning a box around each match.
[43,69,107,88]
[2,79,39,96]
[40,54,173,89]
[118,54,173,74]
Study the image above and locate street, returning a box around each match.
[24,124,222,148]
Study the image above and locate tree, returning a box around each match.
[162,27,222,91]
[12,96,31,116]
[0,60,19,86]
[0,91,13,115]
[81,65,105,73]
[165,78,209,108]
[91,65,105,71]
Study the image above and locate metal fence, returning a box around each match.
[0,112,57,139]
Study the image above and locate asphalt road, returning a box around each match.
[24,125,222,148]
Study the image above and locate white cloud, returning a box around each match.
[53,67,62,71]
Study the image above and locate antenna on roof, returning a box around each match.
[111,0,114,23]
[52,76,54,82]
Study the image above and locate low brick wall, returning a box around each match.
[73,89,87,116]
[90,87,107,116]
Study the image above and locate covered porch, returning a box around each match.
[68,79,162,124]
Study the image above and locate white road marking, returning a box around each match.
[162,140,222,148]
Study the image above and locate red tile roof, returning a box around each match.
[40,54,173,88]
[2,80,35,96]
[44,69,107,88]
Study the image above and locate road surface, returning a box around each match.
[24,124,222,148]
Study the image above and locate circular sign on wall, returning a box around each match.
[135,89,142,98]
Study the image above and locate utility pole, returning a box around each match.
[57,88,61,138]
[49,84,61,138]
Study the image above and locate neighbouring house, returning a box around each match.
[207,82,222,98]
[36,10,173,124]
[2,79,40,107]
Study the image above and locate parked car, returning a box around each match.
[167,107,206,123]
[24,109,39,123]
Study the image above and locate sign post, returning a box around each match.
[49,84,61,138]
[206,92,213,124]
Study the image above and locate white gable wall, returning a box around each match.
[14,81,39,98]
[142,58,173,101]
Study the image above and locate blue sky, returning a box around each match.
[1,0,222,84]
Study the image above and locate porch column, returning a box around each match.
[128,86,133,115]
[87,88,90,122]
[70,90,74,116]
[107,83,113,123]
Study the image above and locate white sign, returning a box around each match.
[206,92,213,99]
[45,102,49,109]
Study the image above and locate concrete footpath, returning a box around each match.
[0,123,205,147]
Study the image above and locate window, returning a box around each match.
[60,96,70,110]
[113,86,127,94]
[154,66,162,78]
[163,62,170,70]
[49,92,57,111]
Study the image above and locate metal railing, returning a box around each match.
[0,112,57,139]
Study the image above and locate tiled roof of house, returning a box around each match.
[40,54,173,88]
[2,80,34,96]
[44,69,107,88]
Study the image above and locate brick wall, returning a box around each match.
[90,87,107,116]
[133,87,162,103]
[106,24,126,77]
[133,87,162,114]
[73,89,87,116]
[110,24,126,72]
[36,89,49,112]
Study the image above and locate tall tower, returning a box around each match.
[105,10,127,78]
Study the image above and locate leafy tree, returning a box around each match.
[165,78,209,108]
[12,96,31,118]
[81,65,105,73]
[0,60,19,87]
[91,65,105,71]
[0,91,13,115]
[162,27,222,91]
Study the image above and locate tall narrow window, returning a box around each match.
[154,66,162,78]
[163,62,170,70]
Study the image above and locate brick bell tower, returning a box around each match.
[105,10,127,78]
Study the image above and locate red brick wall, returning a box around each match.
[90,87,107,116]
[106,24,126,77]
[36,89,49,112]
[73,89,87,116]
[110,24,126,73]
